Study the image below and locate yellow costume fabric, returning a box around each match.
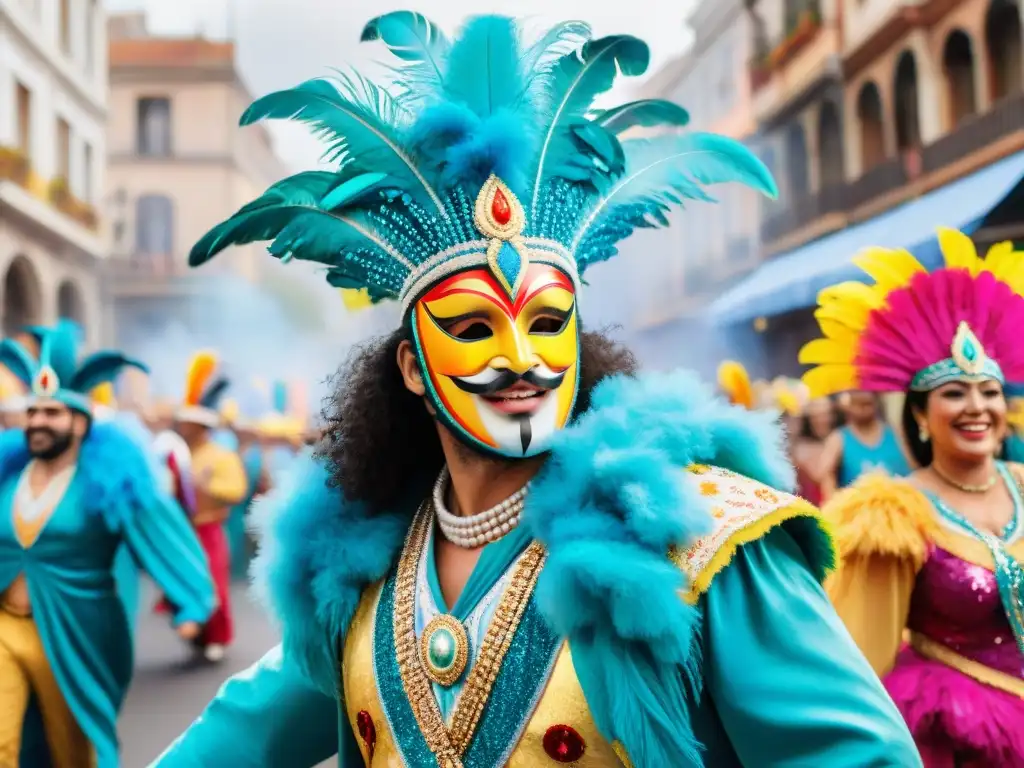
[341,466,830,766]
[190,442,247,522]
[823,471,1024,676]
[0,611,94,768]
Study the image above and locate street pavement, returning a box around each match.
[118,579,334,767]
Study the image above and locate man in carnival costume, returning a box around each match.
[0,321,215,768]
[155,12,918,767]
[169,351,248,663]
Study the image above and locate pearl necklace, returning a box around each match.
[432,467,529,549]
[15,462,75,523]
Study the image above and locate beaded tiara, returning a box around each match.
[188,11,776,313]
[800,228,1024,397]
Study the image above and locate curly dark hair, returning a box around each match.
[316,327,637,515]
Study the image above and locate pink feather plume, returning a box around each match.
[856,269,1024,390]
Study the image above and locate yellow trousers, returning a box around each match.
[0,610,94,768]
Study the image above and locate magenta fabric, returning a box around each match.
[885,547,1024,765]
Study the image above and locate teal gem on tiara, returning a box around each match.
[910,322,1005,391]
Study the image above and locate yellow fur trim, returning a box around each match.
[184,350,218,406]
[671,465,834,603]
[823,473,936,567]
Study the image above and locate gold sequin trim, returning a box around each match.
[909,631,1024,699]
[393,504,547,766]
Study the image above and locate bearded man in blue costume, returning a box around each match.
[154,11,919,767]
[0,321,216,768]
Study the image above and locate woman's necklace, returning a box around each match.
[15,461,76,522]
[432,467,529,549]
[931,461,998,494]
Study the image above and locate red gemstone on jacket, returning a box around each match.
[357,710,376,759]
[543,725,585,762]
[491,187,512,225]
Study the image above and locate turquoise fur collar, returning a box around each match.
[0,421,165,530]
[251,370,793,766]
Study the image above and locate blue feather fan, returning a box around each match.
[188,9,777,312]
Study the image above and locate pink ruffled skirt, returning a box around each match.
[885,647,1024,767]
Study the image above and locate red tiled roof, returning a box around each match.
[109,38,235,69]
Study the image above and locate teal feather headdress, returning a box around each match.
[189,11,777,313]
[0,320,147,415]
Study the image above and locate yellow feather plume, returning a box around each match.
[852,247,925,292]
[184,350,217,406]
[717,360,754,410]
[799,338,855,366]
[937,227,982,274]
[91,383,115,407]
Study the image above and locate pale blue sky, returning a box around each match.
[103,0,698,170]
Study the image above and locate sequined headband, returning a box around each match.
[909,322,1005,391]
[398,176,579,314]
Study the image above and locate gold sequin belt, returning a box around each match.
[909,631,1024,699]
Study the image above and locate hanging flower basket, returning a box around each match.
[0,146,30,186]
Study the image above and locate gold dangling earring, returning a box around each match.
[919,423,929,442]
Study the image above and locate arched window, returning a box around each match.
[783,122,809,199]
[135,194,174,257]
[817,100,845,188]
[894,51,921,150]
[856,81,886,171]
[57,280,85,326]
[986,0,1023,101]
[3,256,43,337]
[943,30,978,125]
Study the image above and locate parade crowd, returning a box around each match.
[2,6,1024,767]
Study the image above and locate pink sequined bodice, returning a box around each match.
[907,546,1024,678]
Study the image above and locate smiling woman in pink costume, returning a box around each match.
[804,228,1024,767]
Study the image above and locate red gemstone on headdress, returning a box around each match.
[356,710,376,759]
[543,725,585,762]
[491,187,511,225]
[40,372,50,389]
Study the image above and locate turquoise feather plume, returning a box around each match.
[71,351,147,393]
[595,99,691,135]
[0,339,35,388]
[240,78,445,216]
[360,11,450,102]
[189,10,778,311]
[574,132,778,267]
[530,35,651,215]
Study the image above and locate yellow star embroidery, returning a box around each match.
[700,481,719,497]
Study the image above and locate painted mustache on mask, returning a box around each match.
[451,366,566,396]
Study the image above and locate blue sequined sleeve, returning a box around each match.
[703,528,922,766]
[150,645,340,767]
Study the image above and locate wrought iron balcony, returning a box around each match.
[922,91,1024,175]
[760,183,846,243]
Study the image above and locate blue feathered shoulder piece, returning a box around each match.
[188,10,776,314]
[0,420,165,531]
[77,420,166,529]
